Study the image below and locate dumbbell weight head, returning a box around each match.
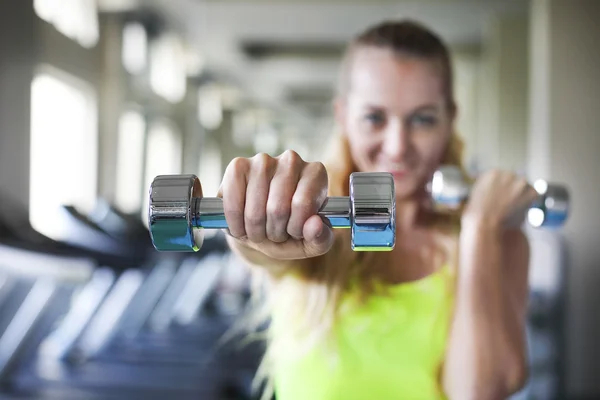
[427,165,471,210]
[148,172,396,252]
[529,180,570,228]
[427,165,570,228]
[148,175,205,252]
[350,172,396,251]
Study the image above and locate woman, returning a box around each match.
[218,19,537,400]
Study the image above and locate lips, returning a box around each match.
[389,170,408,179]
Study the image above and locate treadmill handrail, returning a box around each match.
[0,243,94,283]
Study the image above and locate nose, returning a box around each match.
[382,120,411,161]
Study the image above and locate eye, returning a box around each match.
[410,114,437,128]
[364,111,386,126]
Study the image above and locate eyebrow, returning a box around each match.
[362,104,439,113]
[363,104,386,111]
[411,105,439,113]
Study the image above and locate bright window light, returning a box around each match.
[115,110,146,214]
[198,83,223,130]
[283,137,311,160]
[232,110,257,148]
[149,33,187,103]
[253,124,279,155]
[198,140,222,198]
[197,140,222,239]
[30,68,98,240]
[34,0,99,48]
[122,22,147,75]
[98,0,138,13]
[186,50,205,77]
[141,121,182,224]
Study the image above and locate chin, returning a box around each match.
[393,181,418,200]
[392,174,426,200]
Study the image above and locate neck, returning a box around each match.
[395,199,422,232]
[395,192,437,233]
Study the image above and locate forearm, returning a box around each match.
[443,223,527,399]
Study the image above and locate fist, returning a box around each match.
[462,169,540,230]
[217,150,334,260]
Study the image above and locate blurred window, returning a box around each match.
[232,109,257,148]
[197,139,222,238]
[122,22,148,75]
[141,120,182,224]
[198,139,222,198]
[30,68,98,239]
[283,136,311,161]
[149,33,187,103]
[198,83,223,130]
[115,110,146,214]
[34,0,99,48]
[254,124,279,155]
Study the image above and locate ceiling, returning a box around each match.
[104,0,529,127]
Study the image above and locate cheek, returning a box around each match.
[346,129,379,167]
[414,135,450,167]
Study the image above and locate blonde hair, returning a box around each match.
[236,19,469,400]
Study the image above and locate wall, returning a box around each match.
[472,13,529,173]
[0,3,199,217]
[452,48,480,172]
[0,1,36,207]
[0,2,102,211]
[495,16,529,173]
[528,0,600,397]
[97,14,124,205]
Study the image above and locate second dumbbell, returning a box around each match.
[428,165,570,228]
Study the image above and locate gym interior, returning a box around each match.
[0,0,598,399]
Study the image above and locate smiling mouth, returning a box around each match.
[389,170,408,179]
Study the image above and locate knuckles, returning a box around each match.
[245,212,267,227]
[474,169,538,202]
[251,152,275,175]
[278,149,304,168]
[227,157,250,177]
[291,192,319,216]
[304,162,329,191]
[309,161,328,179]
[223,151,327,241]
[266,200,291,221]
[480,169,528,187]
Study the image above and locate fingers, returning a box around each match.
[467,169,545,229]
[477,169,537,201]
[301,214,334,257]
[245,153,276,243]
[266,150,303,243]
[219,157,250,238]
[220,150,331,260]
[510,173,540,209]
[287,161,329,239]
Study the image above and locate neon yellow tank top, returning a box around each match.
[273,266,454,400]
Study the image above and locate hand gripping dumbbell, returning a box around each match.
[428,165,570,228]
[148,173,396,252]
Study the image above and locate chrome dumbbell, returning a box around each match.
[428,165,570,228]
[148,172,396,252]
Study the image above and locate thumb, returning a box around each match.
[301,215,334,257]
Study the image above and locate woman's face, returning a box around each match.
[337,47,455,200]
